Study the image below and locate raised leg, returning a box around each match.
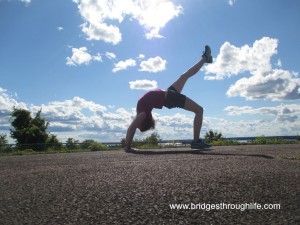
[170,57,206,93]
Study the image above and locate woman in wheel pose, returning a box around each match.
[125,45,213,152]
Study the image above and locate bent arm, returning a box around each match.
[125,112,146,149]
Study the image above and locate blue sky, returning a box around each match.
[1,0,300,143]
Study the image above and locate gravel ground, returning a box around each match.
[0,144,299,225]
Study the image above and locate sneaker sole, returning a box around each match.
[203,45,212,63]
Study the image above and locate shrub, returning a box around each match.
[254,136,267,144]
[142,132,162,145]
[88,142,108,151]
[205,130,223,143]
[0,133,12,153]
[12,149,36,155]
[125,132,162,149]
[211,139,239,146]
[252,136,293,145]
[81,139,96,149]
[66,138,80,150]
[46,135,62,149]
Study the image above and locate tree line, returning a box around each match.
[0,108,162,153]
[1,108,298,154]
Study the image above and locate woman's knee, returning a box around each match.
[184,98,203,114]
[195,105,203,115]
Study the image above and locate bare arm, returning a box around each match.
[125,112,146,150]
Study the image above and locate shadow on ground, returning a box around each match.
[127,148,274,159]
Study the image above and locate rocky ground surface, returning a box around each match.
[0,144,299,224]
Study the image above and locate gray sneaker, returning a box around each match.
[191,139,211,149]
[202,45,213,63]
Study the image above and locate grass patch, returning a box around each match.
[135,143,162,149]
[1,148,90,156]
[4,148,72,156]
[11,149,37,156]
[0,144,121,156]
[251,136,295,145]
[280,155,300,160]
[210,139,240,146]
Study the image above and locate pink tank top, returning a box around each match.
[136,89,166,119]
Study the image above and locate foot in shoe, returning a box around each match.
[202,45,213,63]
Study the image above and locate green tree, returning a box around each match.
[81,139,96,149]
[81,139,108,151]
[66,138,80,150]
[122,133,162,148]
[253,136,267,144]
[120,138,126,147]
[0,133,8,145]
[143,132,162,145]
[204,130,223,143]
[46,134,62,149]
[10,108,49,151]
[88,142,108,151]
[0,133,11,153]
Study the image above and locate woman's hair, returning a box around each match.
[139,117,155,132]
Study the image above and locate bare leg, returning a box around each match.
[184,97,203,141]
[170,57,206,93]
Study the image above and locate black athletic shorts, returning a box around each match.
[163,86,187,109]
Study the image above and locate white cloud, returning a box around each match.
[1,85,300,142]
[0,87,27,114]
[93,53,103,62]
[57,26,64,31]
[0,87,208,142]
[129,80,158,90]
[19,0,31,5]
[30,98,134,142]
[28,97,134,141]
[276,59,282,67]
[139,56,167,73]
[205,37,277,78]
[0,88,28,141]
[206,115,300,138]
[224,104,300,123]
[155,113,193,139]
[224,105,277,116]
[204,37,300,101]
[0,89,133,142]
[81,22,122,45]
[132,0,183,39]
[105,52,116,60]
[73,0,183,44]
[66,47,102,66]
[226,69,300,101]
[137,54,145,59]
[112,58,136,72]
[228,0,236,6]
[211,103,300,137]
